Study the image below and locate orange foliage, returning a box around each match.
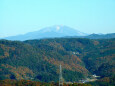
[93,41,99,45]
[100,77,110,82]
[1,64,34,80]
[44,55,89,76]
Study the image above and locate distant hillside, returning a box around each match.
[0,38,115,82]
[84,33,115,39]
[66,33,115,39]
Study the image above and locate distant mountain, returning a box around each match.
[2,25,87,41]
[1,25,115,41]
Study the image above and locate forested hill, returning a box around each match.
[66,33,115,39]
[0,38,115,83]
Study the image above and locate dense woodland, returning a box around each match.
[0,38,115,86]
[0,79,93,86]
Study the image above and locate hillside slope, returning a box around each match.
[0,38,115,82]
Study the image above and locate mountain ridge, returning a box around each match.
[65,33,115,39]
[1,25,115,41]
[1,25,87,41]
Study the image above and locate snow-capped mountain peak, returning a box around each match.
[2,25,88,41]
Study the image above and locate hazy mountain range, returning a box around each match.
[1,25,115,41]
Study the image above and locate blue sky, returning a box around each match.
[0,0,115,37]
